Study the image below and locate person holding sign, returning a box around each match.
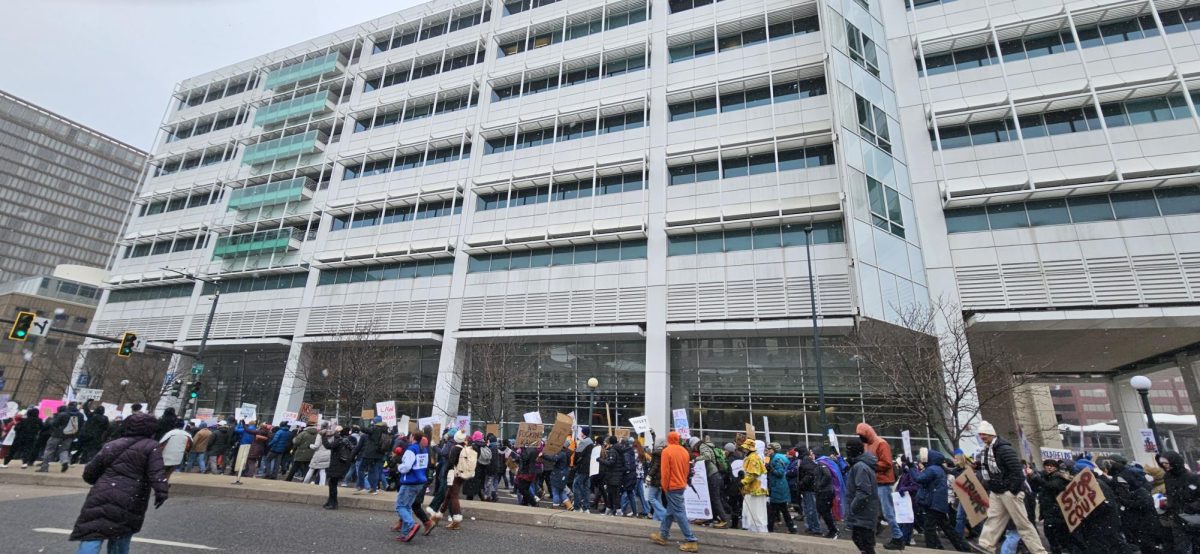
[648,430,699,552]
[915,448,970,552]
[975,421,1047,554]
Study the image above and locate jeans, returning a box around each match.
[803,491,821,532]
[483,474,499,500]
[572,473,591,511]
[184,451,207,473]
[40,436,72,470]
[633,481,648,515]
[552,482,569,505]
[395,484,421,535]
[362,459,383,491]
[345,458,362,487]
[1001,529,1020,554]
[263,451,284,478]
[646,485,666,521]
[660,489,697,542]
[878,484,902,540]
[76,536,131,554]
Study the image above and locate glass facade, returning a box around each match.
[192,348,291,423]
[302,345,442,423]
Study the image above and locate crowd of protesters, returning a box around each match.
[6,403,1200,553]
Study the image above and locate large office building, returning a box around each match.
[76,0,1200,456]
[0,91,147,283]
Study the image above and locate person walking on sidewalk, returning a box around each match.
[696,435,730,528]
[392,430,432,542]
[915,448,970,552]
[649,430,699,552]
[305,422,331,485]
[3,409,41,468]
[855,422,903,550]
[184,422,211,473]
[39,403,84,473]
[158,421,191,479]
[69,412,169,554]
[845,438,880,554]
[766,442,797,534]
[322,425,354,509]
[205,421,232,474]
[286,423,318,482]
[263,422,291,479]
[433,430,476,530]
[73,407,109,465]
[974,421,1047,554]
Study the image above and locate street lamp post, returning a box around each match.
[803,226,828,432]
[1130,375,1165,454]
[586,377,599,439]
[10,350,34,406]
[115,379,130,407]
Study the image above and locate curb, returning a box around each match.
[0,470,937,553]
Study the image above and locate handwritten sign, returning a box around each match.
[744,423,756,441]
[1057,467,1106,532]
[454,415,470,433]
[195,408,215,423]
[616,428,630,440]
[375,401,396,427]
[901,430,913,460]
[629,415,650,434]
[76,388,104,402]
[544,414,573,456]
[282,411,298,423]
[360,409,375,421]
[516,422,543,448]
[952,467,990,528]
[672,409,690,439]
[523,411,542,424]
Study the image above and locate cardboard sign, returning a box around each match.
[629,415,650,434]
[376,401,397,427]
[952,467,990,528]
[282,411,298,423]
[684,460,713,519]
[101,402,121,420]
[516,422,543,448]
[544,413,573,456]
[1057,467,1107,532]
[360,409,375,421]
[432,424,442,440]
[486,423,500,438]
[745,423,756,441]
[417,417,435,432]
[298,402,314,422]
[615,428,630,440]
[671,408,690,439]
[523,411,542,424]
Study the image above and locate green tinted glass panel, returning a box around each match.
[264,53,342,90]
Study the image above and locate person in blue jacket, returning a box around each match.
[766,442,797,533]
[264,423,292,479]
[916,448,970,552]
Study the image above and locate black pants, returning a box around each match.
[326,476,340,507]
[767,501,797,533]
[285,461,309,482]
[606,483,622,514]
[924,509,969,551]
[413,484,430,523]
[852,525,876,554]
[816,492,838,536]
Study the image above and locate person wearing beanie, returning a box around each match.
[649,431,699,552]
[354,416,390,495]
[975,421,1046,554]
[1029,458,1078,553]
[571,434,596,513]
[765,442,797,534]
[739,438,769,533]
[855,422,902,550]
[696,435,731,528]
[844,438,880,554]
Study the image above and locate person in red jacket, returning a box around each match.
[857,422,904,550]
[650,431,699,552]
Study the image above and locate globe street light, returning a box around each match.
[1130,375,1164,455]
[116,379,130,407]
[586,377,599,439]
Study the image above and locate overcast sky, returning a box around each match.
[0,0,423,151]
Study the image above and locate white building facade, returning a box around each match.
[78,0,1200,451]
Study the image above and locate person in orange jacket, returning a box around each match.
[649,431,699,552]
[857,422,903,550]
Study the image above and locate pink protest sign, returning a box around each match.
[38,399,65,420]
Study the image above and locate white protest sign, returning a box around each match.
[589,443,602,477]
[672,408,690,439]
[399,415,410,434]
[523,411,542,424]
[0,395,10,420]
[376,401,397,428]
[901,430,913,461]
[76,388,104,402]
[684,460,713,519]
[893,491,915,524]
[235,403,257,422]
[828,429,840,455]
[455,415,470,432]
[195,408,215,423]
[730,459,744,477]
[417,416,435,432]
[282,411,298,424]
[629,415,651,435]
[762,416,771,443]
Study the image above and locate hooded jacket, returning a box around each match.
[1162,451,1200,517]
[70,413,169,542]
[206,426,233,455]
[190,426,212,454]
[915,449,950,513]
[660,431,690,492]
[291,427,319,463]
[267,426,292,454]
[741,450,768,497]
[845,450,881,529]
[10,410,41,453]
[855,423,895,485]
[767,451,792,503]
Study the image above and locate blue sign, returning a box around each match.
[76,373,91,386]
[0,377,6,390]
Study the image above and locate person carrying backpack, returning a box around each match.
[697,435,731,528]
[483,434,503,501]
[38,403,83,473]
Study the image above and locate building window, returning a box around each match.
[107,283,195,303]
[944,185,1200,233]
[866,177,905,238]
[668,0,721,13]
[201,273,307,294]
[477,170,645,212]
[317,258,454,285]
[329,200,462,231]
[855,95,892,153]
[467,239,647,272]
[846,22,880,77]
[504,0,560,16]
[667,221,844,256]
[668,143,834,186]
[341,142,471,180]
[668,75,826,120]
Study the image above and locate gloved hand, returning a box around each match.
[154,496,167,509]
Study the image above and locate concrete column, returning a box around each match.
[431,333,466,425]
[642,0,671,436]
[1012,384,1064,462]
[1108,378,1156,466]
[271,341,310,425]
[1176,355,1200,424]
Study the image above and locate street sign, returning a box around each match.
[30,317,52,337]
[76,373,91,387]
[190,362,204,375]
[132,337,147,353]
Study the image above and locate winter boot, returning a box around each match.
[884,538,905,550]
[679,542,699,553]
[422,519,436,536]
[650,532,668,546]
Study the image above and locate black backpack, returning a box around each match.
[379,432,394,455]
[337,437,355,464]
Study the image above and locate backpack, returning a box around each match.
[337,439,354,464]
[712,445,729,472]
[378,432,393,455]
[456,446,478,480]
[478,444,493,466]
[63,413,80,436]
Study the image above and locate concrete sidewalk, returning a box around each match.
[0,467,940,553]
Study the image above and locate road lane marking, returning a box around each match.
[33,528,219,550]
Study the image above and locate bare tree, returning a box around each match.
[80,350,172,406]
[455,338,528,427]
[29,342,85,403]
[840,299,1039,449]
[292,324,411,422]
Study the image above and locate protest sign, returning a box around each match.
[684,460,713,519]
[195,408,215,423]
[901,430,913,460]
[102,403,120,420]
[0,395,9,419]
[1057,467,1107,532]
[893,491,915,524]
[1140,429,1158,453]
[516,422,543,447]
[1041,447,1074,461]
[745,423,756,441]
[360,409,375,421]
[671,409,690,439]
[298,402,314,423]
[417,416,435,432]
[376,401,397,427]
[455,415,470,433]
[523,411,542,424]
[38,399,64,420]
[486,423,500,438]
[432,424,442,440]
[282,411,298,424]
[730,459,744,477]
[762,416,771,443]
[236,403,257,422]
[828,429,840,455]
[76,388,104,402]
[398,415,410,434]
[629,415,650,434]
[952,467,990,528]
[544,414,574,456]
[590,443,601,476]
[615,428,630,440]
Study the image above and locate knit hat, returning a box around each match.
[977,421,996,436]
[740,439,756,451]
[845,438,865,460]
[373,415,383,424]
[454,430,467,444]
[654,437,667,450]
[795,446,809,459]
[1074,458,1096,473]
[724,442,736,453]
[918,447,929,464]
[471,431,483,442]
[768,442,782,452]
[687,437,701,449]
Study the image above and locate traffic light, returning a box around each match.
[168,379,182,395]
[189,380,202,400]
[8,311,35,341]
[117,332,137,358]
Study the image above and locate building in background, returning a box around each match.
[75,0,1200,460]
[0,90,147,283]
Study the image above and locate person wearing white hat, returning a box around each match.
[975,421,1046,554]
[432,430,473,530]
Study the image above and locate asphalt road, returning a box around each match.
[0,484,661,553]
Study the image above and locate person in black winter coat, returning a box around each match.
[600,436,626,515]
[205,422,234,474]
[4,409,42,467]
[1069,459,1129,553]
[69,412,169,552]
[1029,459,1081,554]
[844,438,880,554]
[322,426,355,509]
[1160,451,1200,552]
[155,407,179,441]
[73,407,109,464]
[1099,455,1162,552]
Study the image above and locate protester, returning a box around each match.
[158,420,192,479]
[725,442,745,529]
[812,447,840,539]
[393,430,431,542]
[305,422,332,485]
[571,432,594,513]
[0,414,16,466]
[286,423,318,482]
[322,425,354,509]
[855,423,903,550]
[543,437,570,509]
[69,412,168,554]
[649,430,699,552]
[38,403,83,473]
[845,438,880,554]
[263,422,292,479]
[739,439,769,533]
[432,430,474,529]
[915,448,969,551]
[184,422,212,473]
[645,435,667,521]
[621,437,643,517]
[248,424,269,477]
[1099,454,1162,552]
[601,436,626,516]
[74,406,109,465]
[765,442,797,534]
[791,446,821,536]
[357,417,389,494]
[155,407,179,441]
[697,435,730,528]
[974,421,1046,554]
[3,409,41,468]
[1160,451,1200,552]
[205,421,232,474]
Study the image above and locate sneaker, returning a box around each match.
[34,468,47,473]
[712,521,729,529]
[352,489,364,495]
[446,520,461,531]
[399,525,419,542]
[422,520,436,536]
[649,532,669,546]
[21,463,28,469]
[824,532,840,540]
[884,538,906,550]
[61,463,69,473]
[679,542,699,553]
[370,490,379,496]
